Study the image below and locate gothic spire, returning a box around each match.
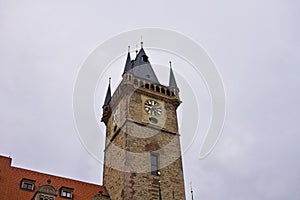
[103,78,111,105]
[123,46,132,75]
[168,61,178,88]
[131,46,160,84]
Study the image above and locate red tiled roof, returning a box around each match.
[0,155,109,199]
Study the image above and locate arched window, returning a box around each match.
[156,86,160,93]
[140,81,144,87]
[150,84,155,90]
[166,89,170,96]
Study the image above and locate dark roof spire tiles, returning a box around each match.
[129,47,160,84]
[168,61,178,88]
[103,78,111,105]
[123,46,132,75]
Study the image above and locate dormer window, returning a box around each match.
[60,187,73,198]
[20,178,35,191]
[142,55,148,62]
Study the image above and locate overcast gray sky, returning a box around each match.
[1,0,300,199]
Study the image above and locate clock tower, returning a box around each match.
[101,45,186,200]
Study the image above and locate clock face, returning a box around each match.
[144,99,162,116]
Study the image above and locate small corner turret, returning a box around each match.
[101,78,111,125]
[168,61,179,90]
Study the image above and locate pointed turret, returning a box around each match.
[123,46,132,75]
[130,42,160,84]
[101,78,112,125]
[103,78,111,105]
[168,61,178,88]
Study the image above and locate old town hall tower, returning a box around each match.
[101,44,186,200]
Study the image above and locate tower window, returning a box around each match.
[140,81,144,87]
[150,84,155,90]
[20,178,35,191]
[151,153,159,176]
[166,89,171,96]
[156,86,160,93]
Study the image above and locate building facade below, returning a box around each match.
[0,155,110,200]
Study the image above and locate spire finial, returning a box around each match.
[169,61,172,68]
[141,36,143,48]
[109,77,111,85]
[128,45,130,53]
[135,44,138,55]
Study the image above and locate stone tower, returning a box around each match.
[101,44,186,200]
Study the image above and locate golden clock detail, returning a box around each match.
[144,99,162,116]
